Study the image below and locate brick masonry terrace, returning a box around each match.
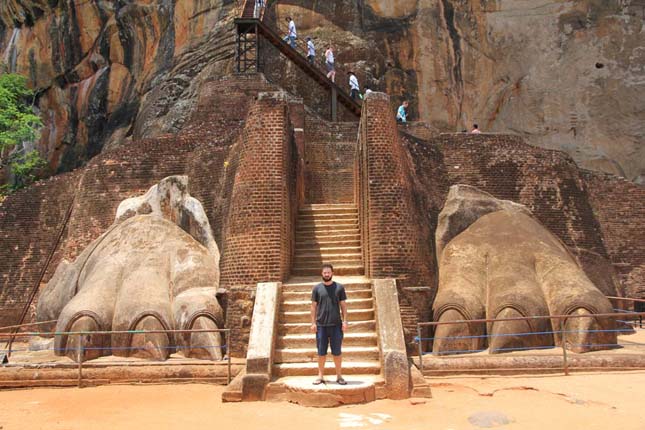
[0,80,643,360]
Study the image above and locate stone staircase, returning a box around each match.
[267,204,383,405]
[291,204,364,276]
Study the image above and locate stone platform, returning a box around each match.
[265,375,384,407]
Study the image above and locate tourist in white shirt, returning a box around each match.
[306,37,315,65]
[325,46,336,82]
[348,71,360,100]
[283,17,297,48]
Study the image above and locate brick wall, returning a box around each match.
[0,172,80,328]
[582,170,645,299]
[357,93,434,287]
[219,92,298,354]
[303,114,357,204]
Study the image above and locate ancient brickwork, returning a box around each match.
[219,92,298,354]
[582,170,645,299]
[0,173,80,327]
[357,93,434,287]
[407,134,609,258]
[303,114,357,204]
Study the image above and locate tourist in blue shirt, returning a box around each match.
[396,100,409,123]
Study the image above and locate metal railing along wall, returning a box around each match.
[0,325,232,387]
[415,310,645,375]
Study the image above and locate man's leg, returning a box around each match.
[330,325,345,383]
[315,326,329,383]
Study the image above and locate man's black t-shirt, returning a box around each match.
[311,282,347,327]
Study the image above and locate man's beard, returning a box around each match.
[322,274,333,282]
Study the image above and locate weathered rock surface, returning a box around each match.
[36,176,223,362]
[269,1,645,182]
[0,0,237,175]
[432,185,618,354]
[1,1,643,181]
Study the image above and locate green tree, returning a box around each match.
[0,68,44,193]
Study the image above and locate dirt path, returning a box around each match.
[1,371,643,429]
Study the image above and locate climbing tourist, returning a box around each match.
[284,16,297,48]
[310,264,348,385]
[396,100,409,123]
[363,85,373,97]
[306,37,315,65]
[348,71,360,100]
[471,124,481,134]
[253,0,264,18]
[325,46,336,82]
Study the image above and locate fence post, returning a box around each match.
[77,333,84,388]
[560,319,569,376]
[417,325,423,374]
[226,330,231,385]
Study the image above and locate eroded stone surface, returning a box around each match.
[36,176,223,362]
[433,185,618,354]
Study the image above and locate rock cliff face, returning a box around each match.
[0,0,237,173]
[271,0,645,182]
[1,0,644,182]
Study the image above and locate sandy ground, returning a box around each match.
[1,371,644,430]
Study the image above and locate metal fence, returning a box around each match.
[415,308,645,375]
[0,322,232,387]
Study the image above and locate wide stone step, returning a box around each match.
[299,204,357,214]
[279,320,376,335]
[277,332,378,349]
[292,264,364,277]
[266,375,381,407]
[275,346,380,363]
[296,235,361,245]
[294,245,361,253]
[296,223,359,233]
[294,253,363,264]
[282,289,373,300]
[281,309,374,323]
[298,213,358,222]
[282,281,372,292]
[297,218,358,227]
[282,298,373,312]
[273,362,381,377]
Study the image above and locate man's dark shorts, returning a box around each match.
[316,325,343,356]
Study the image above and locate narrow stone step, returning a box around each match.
[280,309,374,323]
[277,332,377,348]
[278,320,376,335]
[273,361,381,377]
[282,289,373,300]
[292,265,364,277]
[275,346,380,363]
[282,298,373,312]
[297,218,358,227]
[294,254,363,265]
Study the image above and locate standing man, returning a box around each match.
[310,264,348,385]
[348,71,360,100]
[306,36,315,64]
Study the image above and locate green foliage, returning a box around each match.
[0,68,45,192]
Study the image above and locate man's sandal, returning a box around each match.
[336,377,347,385]
[313,378,326,385]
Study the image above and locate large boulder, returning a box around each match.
[36,176,223,362]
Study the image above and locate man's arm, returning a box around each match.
[310,301,317,333]
[340,300,348,331]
